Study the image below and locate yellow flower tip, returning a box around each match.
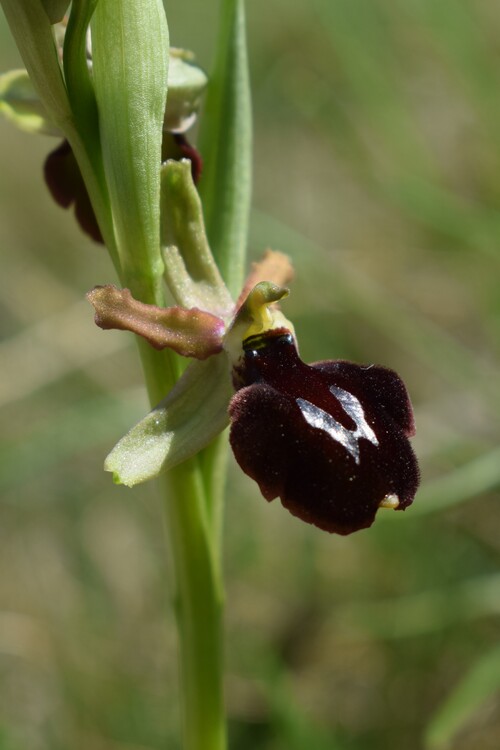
[379,494,400,510]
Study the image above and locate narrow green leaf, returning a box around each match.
[425,644,500,749]
[91,0,169,303]
[0,68,61,135]
[0,0,72,133]
[105,353,233,487]
[198,0,252,298]
[161,159,233,312]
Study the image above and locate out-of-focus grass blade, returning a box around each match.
[312,0,436,178]
[289,0,500,259]
[0,300,128,407]
[0,391,144,494]
[197,0,252,298]
[425,644,500,749]
[407,446,500,517]
[336,572,500,640]
[405,0,500,152]
[253,652,345,750]
[384,175,500,263]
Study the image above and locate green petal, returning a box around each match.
[104,354,232,487]
[87,284,225,359]
[0,68,61,135]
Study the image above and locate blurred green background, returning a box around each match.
[1,1,500,748]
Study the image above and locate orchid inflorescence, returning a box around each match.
[1,11,418,536]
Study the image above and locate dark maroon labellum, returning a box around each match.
[229,328,419,535]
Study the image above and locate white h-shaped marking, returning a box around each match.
[296,385,379,464]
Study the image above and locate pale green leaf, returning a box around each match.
[105,354,233,486]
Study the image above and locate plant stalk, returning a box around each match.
[137,340,226,750]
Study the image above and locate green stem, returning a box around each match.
[136,339,226,750]
[163,466,226,750]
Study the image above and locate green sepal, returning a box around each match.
[105,353,233,487]
[161,159,233,314]
[0,68,61,135]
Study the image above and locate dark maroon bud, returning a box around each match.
[44,140,103,243]
[162,132,203,184]
[229,328,419,535]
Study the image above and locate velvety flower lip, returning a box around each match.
[229,328,419,535]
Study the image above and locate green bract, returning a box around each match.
[91,0,169,300]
